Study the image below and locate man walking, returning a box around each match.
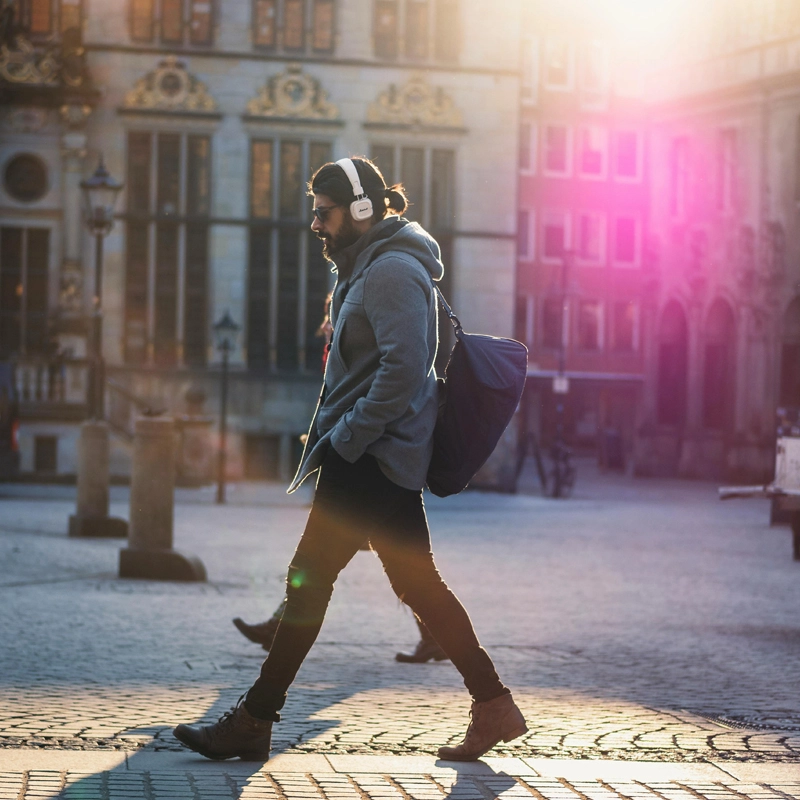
[173,157,527,762]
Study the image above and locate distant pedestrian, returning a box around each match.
[174,156,526,762]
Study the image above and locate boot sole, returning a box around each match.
[173,728,270,762]
[438,723,529,762]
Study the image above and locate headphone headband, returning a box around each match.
[336,157,374,221]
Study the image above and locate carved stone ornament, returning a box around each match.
[123,56,217,114]
[367,73,463,128]
[0,35,59,85]
[246,65,339,121]
[2,107,49,133]
[60,103,92,130]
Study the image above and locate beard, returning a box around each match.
[320,214,361,260]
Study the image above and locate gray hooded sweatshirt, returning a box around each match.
[287,216,444,493]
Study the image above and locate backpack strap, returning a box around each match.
[433,284,463,337]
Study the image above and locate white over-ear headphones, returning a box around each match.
[336,158,374,221]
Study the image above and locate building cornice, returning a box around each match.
[84,43,520,79]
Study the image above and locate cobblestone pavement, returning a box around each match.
[2,464,800,797]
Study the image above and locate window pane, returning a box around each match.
[615,217,636,262]
[124,222,149,364]
[251,140,273,218]
[545,126,568,173]
[406,0,429,60]
[283,0,304,49]
[61,0,82,31]
[127,132,152,214]
[253,0,277,46]
[184,223,208,366]
[579,126,605,175]
[613,302,635,352]
[435,0,458,61]
[519,122,532,171]
[25,229,49,356]
[517,211,529,259]
[543,217,565,259]
[401,147,425,223]
[277,229,300,371]
[154,223,179,367]
[312,0,334,51]
[0,228,23,359]
[305,231,329,371]
[578,301,600,350]
[582,41,608,95]
[616,131,638,178]
[161,0,183,42]
[130,0,154,41]
[370,145,394,183]
[431,149,454,230]
[577,214,602,261]
[30,0,52,34]
[309,141,332,175]
[157,133,181,216]
[187,135,211,216]
[545,40,571,87]
[279,140,302,218]
[542,297,562,349]
[189,0,212,44]
[247,228,271,369]
[374,0,398,59]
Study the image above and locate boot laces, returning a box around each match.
[213,694,247,734]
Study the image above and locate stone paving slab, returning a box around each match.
[1,768,799,800]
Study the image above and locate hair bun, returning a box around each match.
[385,184,409,215]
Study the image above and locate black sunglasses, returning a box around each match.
[312,205,340,223]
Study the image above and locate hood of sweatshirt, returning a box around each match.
[329,216,445,284]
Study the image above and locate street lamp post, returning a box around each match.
[69,158,126,538]
[213,311,240,505]
[80,158,123,420]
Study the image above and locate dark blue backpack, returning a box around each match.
[426,287,528,497]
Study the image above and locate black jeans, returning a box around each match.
[245,448,507,720]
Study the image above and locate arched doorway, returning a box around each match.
[702,299,736,430]
[657,300,688,426]
[780,298,800,407]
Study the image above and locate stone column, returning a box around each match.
[119,417,206,581]
[68,421,128,537]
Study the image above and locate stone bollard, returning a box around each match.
[69,420,128,538]
[119,416,206,581]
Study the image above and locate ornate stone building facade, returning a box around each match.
[636,0,800,480]
[0,0,522,485]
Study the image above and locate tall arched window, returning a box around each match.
[702,299,736,430]
[657,300,688,426]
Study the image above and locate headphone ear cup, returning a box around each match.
[350,198,373,221]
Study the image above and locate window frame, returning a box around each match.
[580,40,609,108]
[129,0,215,46]
[577,124,608,180]
[543,39,575,92]
[519,121,537,175]
[575,211,606,266]
[517,208,535,262]
[611,299,639,353]
[614,128,643,183]
[521,35,539,106]
[542,123,572,178]
[576,298,603,352]
[123,128,213,368]
[612,215,640,268]
[540,209,571,264]
[373,0,459,64]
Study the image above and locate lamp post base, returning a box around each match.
[69,514,128,539]
[119,547,207,582]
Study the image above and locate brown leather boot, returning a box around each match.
[173,699,273,761]
[438,693,527,762]
[395,638,449,663]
